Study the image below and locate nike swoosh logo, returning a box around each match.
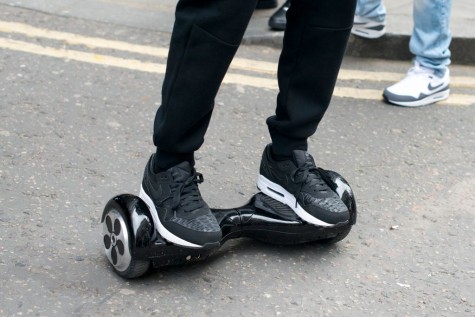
[428,82,445,91]
[145,177,171,204]
[144,174,159,193]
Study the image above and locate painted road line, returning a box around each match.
[230,59,475,89]
[231,57,475,90]
[1,20,474,89]
[338,69,475,90]
[0,37,473,106]
[334,87,475,107]
[0,21,273,74]
[0,38,166,73]
[0,20,169,58]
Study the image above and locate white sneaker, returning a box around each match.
[383,62,450,107]
[351,15,386,39]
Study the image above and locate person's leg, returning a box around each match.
[258,0,357,227]
[410,0,452,76]
[352,0,386,39]
[153,0,258,170]
[382,0,452,107]
[355,0,386,21]
[268,0,356,157]
[142,0,258,248]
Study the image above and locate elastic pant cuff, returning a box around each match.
[153,149,195,171]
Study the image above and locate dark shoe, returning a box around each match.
[140,156,221,248]
[268,0,290,31]
[256,0,278,9]
[257,144,349,226]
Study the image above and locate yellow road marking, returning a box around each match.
[0,23,474,106]
[2,38,473,106]
[0,20,169,57]
[231,59,475,89]
[334,87,475,106]
[1,20,474,89]
[100,0,175,12]
[0,38,166,73]
[338,69,475,90]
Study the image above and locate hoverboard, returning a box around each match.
[101,169,356,278]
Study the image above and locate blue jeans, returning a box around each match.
[355,0,452,76]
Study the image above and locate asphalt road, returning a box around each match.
[1,3,474,317]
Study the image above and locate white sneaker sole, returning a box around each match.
[351,25,386,39]
[139,185,202,248]
[385,89,450,107]
[257,175,335,227]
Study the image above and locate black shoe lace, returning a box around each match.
[171,172,205,212]
[290,162,329,207]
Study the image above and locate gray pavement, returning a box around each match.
[1,1,474,317]
[1,0,474,64]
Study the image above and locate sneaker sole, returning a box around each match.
[351,26,386,39]
[384,89,450,107]
[139,185,203,248]
[269,21,286,31]
[257,175,336,227]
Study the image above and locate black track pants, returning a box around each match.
[153,0,356,169]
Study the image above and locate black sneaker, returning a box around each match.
[139,156,221,248]
[268,0,290,31]
[257,145,349,226]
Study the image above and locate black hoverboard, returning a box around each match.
[101,169,357,278]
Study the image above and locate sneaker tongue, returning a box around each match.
[292,150,311,167]
[169,161,193,182]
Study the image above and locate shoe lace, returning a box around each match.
[171,172,205,212]
[290,162,329,207]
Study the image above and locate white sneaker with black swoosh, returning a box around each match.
[383,62,450,107]
[351,15,386,39]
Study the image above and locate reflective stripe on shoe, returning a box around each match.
[257,175,336,227]
[139,185,203,248]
